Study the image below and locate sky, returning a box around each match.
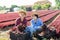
[49,0,56,6]
[0,0,56,8]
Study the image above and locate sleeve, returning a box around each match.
[15,18,21,26]
[30,19,34,27]
[38,18,43,26]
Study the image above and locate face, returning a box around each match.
[19,13,26,17]
[32,15,37,20]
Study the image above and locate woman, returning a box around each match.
[25,14,43,38]
[15,11,27,27]
[10,11,30,40]
[10,11,28,31]
[9,11,27,35]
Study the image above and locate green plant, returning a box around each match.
[32,3,41,10]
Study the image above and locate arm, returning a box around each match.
[38,18,43,26]
[15,17,21,26]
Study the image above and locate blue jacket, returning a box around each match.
[31,18,43,30]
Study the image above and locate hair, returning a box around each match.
[18,11,26,15]
[33,14,39,18]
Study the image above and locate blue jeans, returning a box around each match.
[25,26,41,37]
[25,26,34,37]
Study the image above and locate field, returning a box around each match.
[0,10,60,40]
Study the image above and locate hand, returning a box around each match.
[38,31,45,36]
